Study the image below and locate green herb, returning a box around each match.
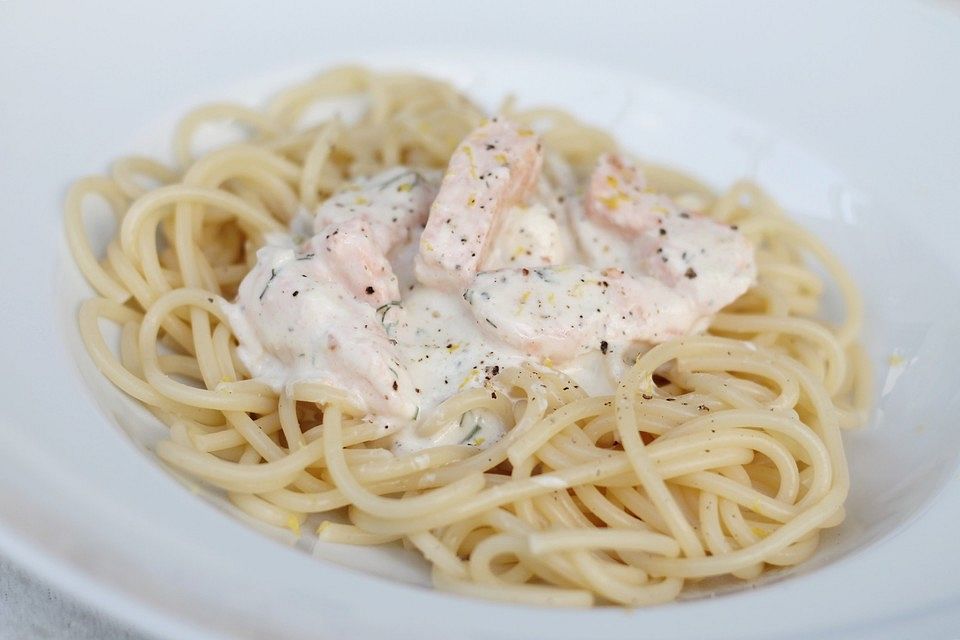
[259,268,279,300]
[377,169,421,191]
[377,301,401,323]
[459,424,482,445]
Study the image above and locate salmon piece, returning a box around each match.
[464,265,699,361]
[585,153,756,315]
[228,218,416,418]
[586,153,679,232]
[415,119,543,290]
[313,166,438,251]
[307,218,400,307]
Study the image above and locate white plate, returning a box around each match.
[2,1,959,638]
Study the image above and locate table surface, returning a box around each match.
[0,555,144,640]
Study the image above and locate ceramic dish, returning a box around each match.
[1,1,958,638]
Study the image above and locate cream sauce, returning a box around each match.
[223,126,756,453]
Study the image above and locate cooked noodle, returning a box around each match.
[66,67,871,606]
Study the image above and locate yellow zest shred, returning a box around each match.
[397,182,413,192]
[286,515,302,537]
[458,368,480,390]
[515,290,533,315]
[463,145,478,179]
[598,195,624,210]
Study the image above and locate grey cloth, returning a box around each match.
[0,556,145,640]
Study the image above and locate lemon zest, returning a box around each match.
[286,515,302,537]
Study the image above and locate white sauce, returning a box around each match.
[222,137,756,454]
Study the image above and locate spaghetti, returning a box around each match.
[66,66,871,606]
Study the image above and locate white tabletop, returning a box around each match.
[0,555,144,640]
